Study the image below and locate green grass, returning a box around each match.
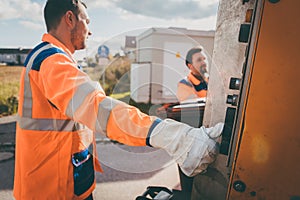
[110,91,131,100]
[0,82,20,102]
[0,66,23,116]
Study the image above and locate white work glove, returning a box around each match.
[149,119,224,177]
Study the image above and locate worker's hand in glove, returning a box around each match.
[149,119,224,177]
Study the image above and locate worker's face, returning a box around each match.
[71,3,91,50]
[189,51,208,77]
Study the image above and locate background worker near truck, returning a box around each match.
[177,47,209,103]
[174,46,210,200]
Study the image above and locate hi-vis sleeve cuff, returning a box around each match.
[146,118,162,147]
[106,103,160,146]
[148,119,224,177]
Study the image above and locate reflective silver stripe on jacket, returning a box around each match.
[17,115,76,132]
[19,44,81,132]
[23,44,54,118]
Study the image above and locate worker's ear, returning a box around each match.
[65,10,76,29]
[187,63,193,69]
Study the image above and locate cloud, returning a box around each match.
[19,20,44,30]
[86,0,219,21]
[0,0,43,21]
[0,0,44,30]
[86,0,114,9]
[114,0,218,20]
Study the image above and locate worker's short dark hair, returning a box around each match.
[185,47,203,67]
[44,0,87,32]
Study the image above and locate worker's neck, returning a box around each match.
[192,73,205,82]
[48,29,75,54]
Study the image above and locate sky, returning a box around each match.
[0,0,220,59]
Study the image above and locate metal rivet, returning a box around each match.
[233,180,246,192]
[250,191,256,197]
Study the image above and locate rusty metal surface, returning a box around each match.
[229,0,300,199]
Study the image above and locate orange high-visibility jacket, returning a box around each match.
[14,34,161,200]
[176,72,208,102]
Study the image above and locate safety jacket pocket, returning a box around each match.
[72,147,95,196]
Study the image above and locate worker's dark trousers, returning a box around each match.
[85,193,93,200]
[178,166,194,200]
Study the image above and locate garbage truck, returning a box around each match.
[136,0,300,199]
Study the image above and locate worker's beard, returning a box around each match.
[71,26,86,50]
[199,64,208,76]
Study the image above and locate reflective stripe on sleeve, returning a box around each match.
[65,81,102,118]
[95,97,120,134]
[65,79,121,134]
[17,115,77,132]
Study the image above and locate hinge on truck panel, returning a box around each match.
[239,24,251,43]
[220,107,237,155]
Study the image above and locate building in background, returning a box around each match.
[124,36,137,62]
[0,48,31,66]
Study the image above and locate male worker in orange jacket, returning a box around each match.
[175,47,210,199]
[14,0,223,199]
[177,47,209,102]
